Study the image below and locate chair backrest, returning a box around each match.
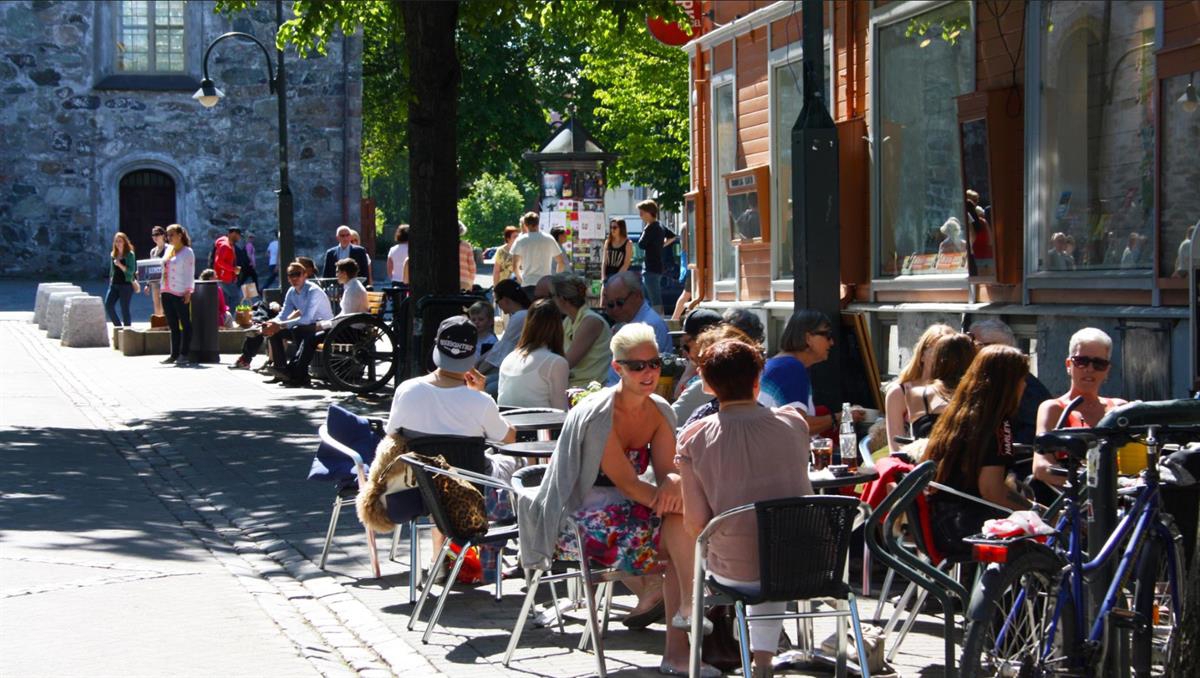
[366,291,386,316]
[308,404,383,482]
[756,495,860,602]
[511,464,547,492]
[401,429,488,475]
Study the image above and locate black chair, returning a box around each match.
[689,495,872,678]
[503,465,650,678]
[400,453,518,644]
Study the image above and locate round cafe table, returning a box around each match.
[488,440,556,459]
[502,411,567,435]
[809,466,879,491]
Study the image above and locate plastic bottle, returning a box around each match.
[839,402,858,472]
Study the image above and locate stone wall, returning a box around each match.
[0,0,362,278]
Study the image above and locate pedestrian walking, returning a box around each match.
[321,225,370,281]
[386,224,409,283]
[348,228,373,285]
[459,221,477,291]
[264,237,280,289]
[105,232,137,327]
[160,224,195,366]
[212,227,243,309]
[635,199,676,314]
[511,212,565,291]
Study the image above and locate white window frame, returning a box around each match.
[1022,0,1163,301]
[868,0,977,290]
[767,26,834,295]
[710,62,738,292]
[117,0,189,74]
[93,0,204,89]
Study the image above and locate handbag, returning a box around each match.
[701,605,742,671]
[409,453,488,538]
[241,281,259,300]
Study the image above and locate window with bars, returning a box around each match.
[117,0,186,73]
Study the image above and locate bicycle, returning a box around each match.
[959,423,1197,677]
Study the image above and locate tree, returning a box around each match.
[458,173,525,248]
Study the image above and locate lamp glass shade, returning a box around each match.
[192,80,224,108]
[1179,82,1198,113]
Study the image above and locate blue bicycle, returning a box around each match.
[959,423,1197,677]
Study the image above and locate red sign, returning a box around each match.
[646,1,704,46]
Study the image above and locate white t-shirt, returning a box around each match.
[498,347,570,410]
[388,243,408,281]
[267,240,279,266]
[385,378,510,440]
[510,231,563,283]
[483,309,526,368]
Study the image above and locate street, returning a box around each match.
[0,281,950,677]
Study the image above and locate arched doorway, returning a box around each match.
[119,169,176,255]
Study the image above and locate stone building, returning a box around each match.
[0,0,362,278]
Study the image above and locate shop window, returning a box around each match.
[713,81,737,282]
[875,1,975,278]
[1160,73,1200,279]
[1035,1,1156,274]
[118,0,187,73]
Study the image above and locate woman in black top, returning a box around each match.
[603,218,632,280]
[921,345,1034,559]
[105,232,137,326]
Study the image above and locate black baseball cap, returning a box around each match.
[683,308,723,338]
[432,315,477,372]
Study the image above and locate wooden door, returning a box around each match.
[119,170,176,256]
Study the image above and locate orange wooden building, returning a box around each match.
[680,0,1200,397]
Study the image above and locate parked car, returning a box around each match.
[482,246,499,265]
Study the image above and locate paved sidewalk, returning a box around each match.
[0,284,952,677]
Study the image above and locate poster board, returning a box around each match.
[840,312,884,411]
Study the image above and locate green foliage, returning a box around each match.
[457,173,525,248]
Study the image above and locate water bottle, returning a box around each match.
[839,402,858,472]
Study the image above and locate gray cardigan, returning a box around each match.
[515,387,676,570]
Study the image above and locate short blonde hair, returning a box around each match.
[610,323,657,360]
[1068,327,1112,357]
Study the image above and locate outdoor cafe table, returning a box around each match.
[809,466,880,491]
[502,411,567,436]
[488,440,556,459]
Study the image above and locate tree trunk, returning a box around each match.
[399,0,460,302]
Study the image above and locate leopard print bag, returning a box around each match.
[408,453,488,538]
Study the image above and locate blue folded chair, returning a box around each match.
[310,404,384,576]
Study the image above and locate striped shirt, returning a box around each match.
[459,241,476,290]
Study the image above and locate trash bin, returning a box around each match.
[189,280,220,363]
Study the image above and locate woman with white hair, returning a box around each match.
[516,323,710,676]
[1032,327,1127,487]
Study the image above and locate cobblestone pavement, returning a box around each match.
[0,281,951,677]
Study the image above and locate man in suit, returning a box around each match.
[321,225,370,280]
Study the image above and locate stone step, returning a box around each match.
[117,327,259,356]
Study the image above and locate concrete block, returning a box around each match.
[61,296,109,348]
[45,291,90,339]
[34,283,80,328]
[119,328,145,356]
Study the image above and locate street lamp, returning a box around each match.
[193,0,294,289]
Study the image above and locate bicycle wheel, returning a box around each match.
[321,314,397,394]
[961,548,1078,678]
[1132,520,1185,677]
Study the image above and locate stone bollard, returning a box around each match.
[35,283,80,329]
[46,291,90,339]
[61,296,110,348]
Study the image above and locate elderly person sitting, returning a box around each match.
[1033,327,1127,488]
[516,323,710,676]
[678,338,813,678]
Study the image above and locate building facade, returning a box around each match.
[683,0,1200,398]
[0,0,362,278]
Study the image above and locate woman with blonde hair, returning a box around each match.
[884,323,956,450]
[903,333,977,439]
[105,232,137,327]
[550,272,612,387]
[160,224,196,366]
[921,345,1034,559]
[498,298,570,410]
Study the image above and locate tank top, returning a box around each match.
[1055,394,1118,429]
[604,239,627,279]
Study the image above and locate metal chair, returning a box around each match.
[401,453,518,643]
[502,464,647,678]
[689,495,872,678]
[314,408,384,578]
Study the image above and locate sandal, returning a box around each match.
[621,598,666,629]
[671,612,714,636]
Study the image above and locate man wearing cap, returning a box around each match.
[321,225,371,281]
[385,315,518,580]
[263,261,334,386]
[670,309,725,423]
[212,226,243,308]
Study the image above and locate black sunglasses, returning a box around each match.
[1069,355,1110,371]
[617,357,663,372]
[606,292,636,310]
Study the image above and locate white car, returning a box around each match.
[482,246,499,265]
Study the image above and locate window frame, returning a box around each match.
[1022,0,1164,296]
[868,0,977,288]
[710,64,738,292]
[117,0,188,74]
[766,27,834,293]
[93,0,204,91]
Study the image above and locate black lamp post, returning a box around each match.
[193,0,294,289]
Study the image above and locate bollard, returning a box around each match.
[61,296,110,348]
[188,280,220,363]
[35,283,80,329]
[46,291,90,339]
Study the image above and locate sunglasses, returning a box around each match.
[606,292,635,310]
[617,357,663,372]
[1069,355,1110,371]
